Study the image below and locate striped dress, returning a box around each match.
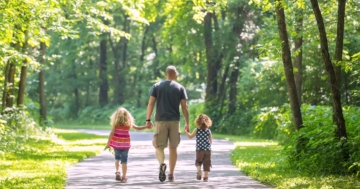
[109,125,131,150]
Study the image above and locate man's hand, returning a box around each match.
[184,123,189,132]
[146,121,154,129]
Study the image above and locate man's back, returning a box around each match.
[150,80,187,121]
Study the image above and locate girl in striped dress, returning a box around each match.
[105,107,147,182]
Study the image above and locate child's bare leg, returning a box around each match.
[196,165,202,180]
[115,160,120,172]
[121,163,127,178]
[204,171,209,177]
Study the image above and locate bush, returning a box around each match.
[0,106,51,154]
[215,108,259,135]
[251,104,293,141]
[283,105,360,175]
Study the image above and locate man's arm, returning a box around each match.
[180,99,189,132]
[146,96,156,128]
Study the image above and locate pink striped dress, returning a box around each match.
[109,125,131,150]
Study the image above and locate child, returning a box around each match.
[105,107,147,182]
[184,114,212,182]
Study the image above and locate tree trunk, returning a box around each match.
[204,12,217,104]
[293,5,303,105]
[118,16,130,105]
[334,0,346,94]
[212,12,223,83]
[310,0,347,138]
[218,63,230,113]
[85,58,93,106]
[72,63,80,116]
[2,61,10,111]
[152,34,161,78]
[275,0,303,130]
[17,65,27,107]
[136,26,149,107]
[6,63,16,108]
[109,16,129,105]
[227,5,248,115]
[39,42,47,124]
[228,61,240,114]
[17,35,29,108]
[333,0,346,125]
[99,37,109,107]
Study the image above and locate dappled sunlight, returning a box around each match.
[66,132,272,188]
[234,142,278,146]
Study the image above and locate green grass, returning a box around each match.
[226,135,360,189]
[0,129,107,189]
[53,123,111,130]
[53,123,155,132]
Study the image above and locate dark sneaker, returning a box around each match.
[159,163,167,182]
[168,174,174,182]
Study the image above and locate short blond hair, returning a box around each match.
[110,107,134,127]
[195,114,212,130]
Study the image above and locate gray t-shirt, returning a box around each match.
[149,80,188,121]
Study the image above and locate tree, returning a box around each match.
[293,1,303,105]
[99,34,109,107]
[275,0,303,130]
[309,0,347,139]
[39,42,47,124]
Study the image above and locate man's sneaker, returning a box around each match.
[159,163,167,182]
[168,174,174,182]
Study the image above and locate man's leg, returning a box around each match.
[169,146,177,174]
[168,121,180,181]
[153,121,168,182]
[156,147,165,164]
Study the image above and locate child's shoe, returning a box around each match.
[203,177,208,182]
[115,172,121,181]
[196,170,202,180]
[121,177,127,183]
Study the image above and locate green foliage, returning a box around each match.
[251,104,293,141]
[231,139,360,188]
[282,105,360,175]
[0,106,50,154]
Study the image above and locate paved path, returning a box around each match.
[66,130,271,189]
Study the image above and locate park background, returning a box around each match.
[1,0,360,188]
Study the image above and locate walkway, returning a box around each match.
[66,130,271,189]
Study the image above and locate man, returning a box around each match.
[145,65,190,182]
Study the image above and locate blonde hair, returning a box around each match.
[110,107,134,127]
[195,114,212,130]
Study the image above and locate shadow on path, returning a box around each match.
[66,130,272,189]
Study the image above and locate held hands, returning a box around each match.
[184,123,190,133]
[146,121,154,129]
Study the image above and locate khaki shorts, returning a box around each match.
[152,121,181,148]
[195,150,212,172]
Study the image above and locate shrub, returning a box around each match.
[283,105,360,175]
[0,106,51,154]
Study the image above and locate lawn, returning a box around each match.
[215,134,360,189]
[0,129,107,189]
[54,123,155,132]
